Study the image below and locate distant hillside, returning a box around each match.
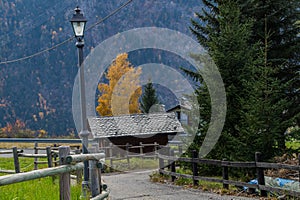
[0,0,203,135]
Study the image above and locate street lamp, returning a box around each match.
[70,6,90,197]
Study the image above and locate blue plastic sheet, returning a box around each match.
[275,178,294,187]
[244,177,296,191]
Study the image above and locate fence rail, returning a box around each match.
[102,142,183,171]
[158,150,300,198]
[0,149,23,154]
[0,146,108,200]
[0,162,84,186]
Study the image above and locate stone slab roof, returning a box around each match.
[88,112,184,138]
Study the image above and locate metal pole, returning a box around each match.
[76,38,90,196]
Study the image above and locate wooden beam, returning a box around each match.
[0,163,84,186]
[18,153,48,158]
[65,153,105,164]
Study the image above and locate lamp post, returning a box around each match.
[70,6,90,197]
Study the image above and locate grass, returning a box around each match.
[174,170,225,192]
[0,176,82,200]
[0,157,48,174]
[150,170,300,199]
[0,157,82,200]
[105,157,159,172]
[149,170,261,199]
[149,168,224,190]
[0,156,157,199]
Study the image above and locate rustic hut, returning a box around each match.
[88,112,183,154]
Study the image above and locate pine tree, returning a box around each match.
[187,0,299,159]
[240,32,291,159]
[96,53,142,116]
[191,0,300,153]
[185,1,258,160]
[140,80,159,113]
[237,0,300,150]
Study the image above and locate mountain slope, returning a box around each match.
[0,0,203,135]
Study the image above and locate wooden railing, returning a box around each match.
[103,142,159,170]
[101,142,183,170]
[158,150,300,198]
[0,145,80,174]
[0,146,108,200]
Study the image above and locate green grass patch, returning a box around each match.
[150,170,237,195]
[0,157,83,199]
[0,176,82,200]
[0,157,48,175]
[105,157,158,172]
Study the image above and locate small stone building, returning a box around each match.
[88,112,184,154]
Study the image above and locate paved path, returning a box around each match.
[102,170,257,200]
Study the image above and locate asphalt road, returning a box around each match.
[102,170,257,200]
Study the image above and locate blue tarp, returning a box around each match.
[274,178,294,187]
[244,176,299,192]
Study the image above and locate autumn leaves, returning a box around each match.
[96,53,142,116]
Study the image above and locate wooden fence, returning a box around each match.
[0,146,108,200]
[0,138,183,172]
[0,138,81,171]
[0,144,80,174]
[101,142,183,170]
[158,150,300,198]
[104,142,158,169]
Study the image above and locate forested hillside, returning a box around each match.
[0,0,203,135]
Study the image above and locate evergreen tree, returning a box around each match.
[191,0,300,155]
[185,1,258,160]
[140,80,159,113]
[238,0,300,150]
[240,34,291,159]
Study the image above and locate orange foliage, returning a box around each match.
[96,53,142,116]
[0,119,45,138]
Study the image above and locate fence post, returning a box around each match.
[159,149,164,175]
[53,144,58,166]
[75,148,82,184]
[89,146,100,197]
[140,142,144,168]
[222,159,229,189]
[154,142,158,159]
[59,146,71,200]
[192,150,199,186]
[92,143,103,194]
[109,143,113,171]
[166,147,171,170]
[34,142,38,170]
[255,152,267,197]
[46,146,53,167]
[12,147,20,173]
[170,149,176,182]
[47,146,56,183]
[126,143,130,168]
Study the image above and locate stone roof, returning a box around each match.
[88,112,184,138]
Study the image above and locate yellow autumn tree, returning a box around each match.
[96,53,142,116]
